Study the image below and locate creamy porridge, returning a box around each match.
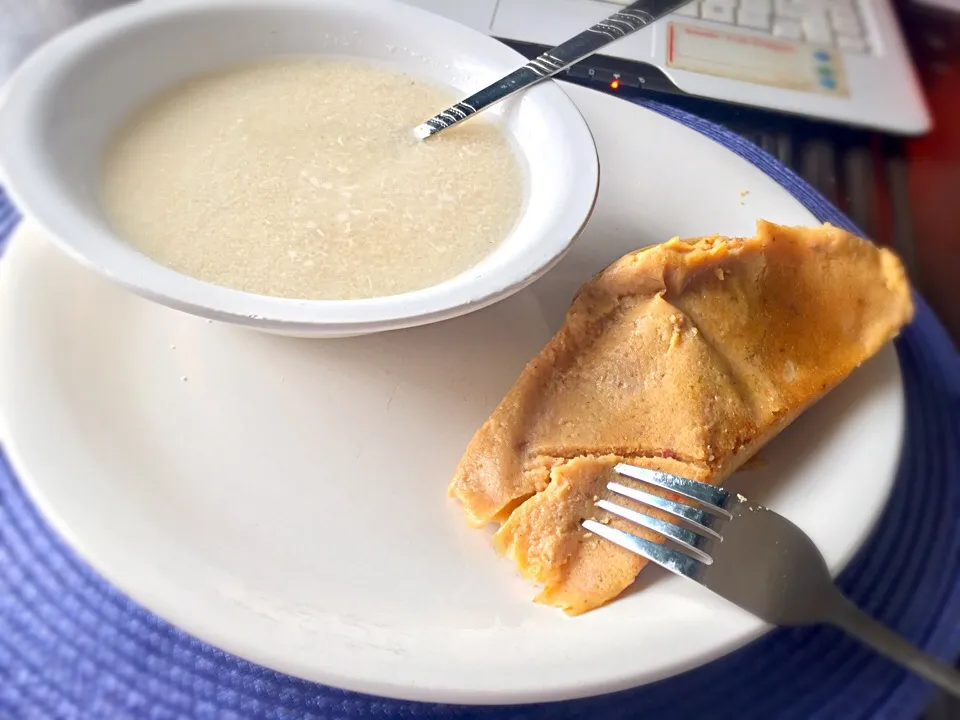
[101,59,523,300]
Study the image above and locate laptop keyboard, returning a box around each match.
[596,0,871,53]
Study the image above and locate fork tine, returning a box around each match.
[596,499,713,564]
[583,520,704,578]
[607,482,724,539]
[614,463,732,517]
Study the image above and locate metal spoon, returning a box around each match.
[413,0,692,140]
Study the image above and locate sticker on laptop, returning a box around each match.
[666,22,849,97]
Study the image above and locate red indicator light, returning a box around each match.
[610,79,620,90]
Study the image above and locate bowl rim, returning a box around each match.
[0,0,599,334]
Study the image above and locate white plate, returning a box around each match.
[0,84,904,704]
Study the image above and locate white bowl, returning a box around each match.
[0,0,598,338]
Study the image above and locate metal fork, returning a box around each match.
[584,463,960,696]
[412,0,691,139]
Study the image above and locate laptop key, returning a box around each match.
[772,17,803,39]
[702,2,736,23]
[674,2,701,17]
[736,9,770,30]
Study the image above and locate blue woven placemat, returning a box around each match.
[1,99,959,720]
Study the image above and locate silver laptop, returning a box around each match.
[402,0,931,134]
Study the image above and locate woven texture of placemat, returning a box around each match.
[1,99,958,720]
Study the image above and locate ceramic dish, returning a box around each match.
[0,84,905,704]
[0,0,598,337]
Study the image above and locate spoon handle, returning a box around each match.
[413,0,692,139]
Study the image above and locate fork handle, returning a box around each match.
[826,594,960,697]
